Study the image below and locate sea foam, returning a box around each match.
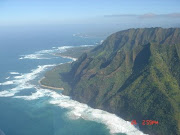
[0,81,14,86]
[10,72,19,75]
[5,77,10,80]
[14,88,147,135]
[19,46,74,60]
[49,92,147,135]
[0,64,55,97]
[19,54,51,60]
[19,45,94,60]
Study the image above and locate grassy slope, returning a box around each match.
[56,46,95,58]
[40,46,96,90]
[40,63,71,90]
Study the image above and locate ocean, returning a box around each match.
[0,25,145,135]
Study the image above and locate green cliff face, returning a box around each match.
[62,28,180,135]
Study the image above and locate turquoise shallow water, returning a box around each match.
[0,27,144,135]
[0,97,111,135]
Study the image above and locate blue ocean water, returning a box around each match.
[0,26,145,135]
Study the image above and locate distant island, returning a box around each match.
[41,28,180,135]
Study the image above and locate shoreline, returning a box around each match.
[54,53,77,61]
[39,77,64,90]
[39,52,78,91]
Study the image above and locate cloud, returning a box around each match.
[104,13,180,19]
[104,14,138,18]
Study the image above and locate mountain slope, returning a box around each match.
[62,28,180,135]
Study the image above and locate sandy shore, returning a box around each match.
[39,77,64,90]
[39,53,77,91]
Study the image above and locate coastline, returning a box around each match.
[38,45,95,94]
[39,77,64,90]
[54,54,77,61]
[39,49,80,91]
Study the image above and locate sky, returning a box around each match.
[0,0,180,26]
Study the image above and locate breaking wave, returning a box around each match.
[0,64,55,97]
[19,46,74,60]
[5,77,10,80]
[19,45,95,60]
[19,54,51,60]
[10,72,20,75]
[0,81,14,86]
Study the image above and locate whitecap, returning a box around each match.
[0,64,55,97]
[57,46,74,52]
[79,45,95,47]
[0,90,16,97]
[38,49,56,54]
[14,90,45,100]
[10,72,19,75]
[19,54,51,60]
[6,77,10,80]
[60,56,77,61]
[0,81,14,86]
[19,46,74,60]
[100,40,104,44]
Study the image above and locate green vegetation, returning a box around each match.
[40,63,71,90]
[56,46,95,58]
[43,28,180,135]
[40,46,95,90]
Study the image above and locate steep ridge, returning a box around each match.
[61,28,180,135]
